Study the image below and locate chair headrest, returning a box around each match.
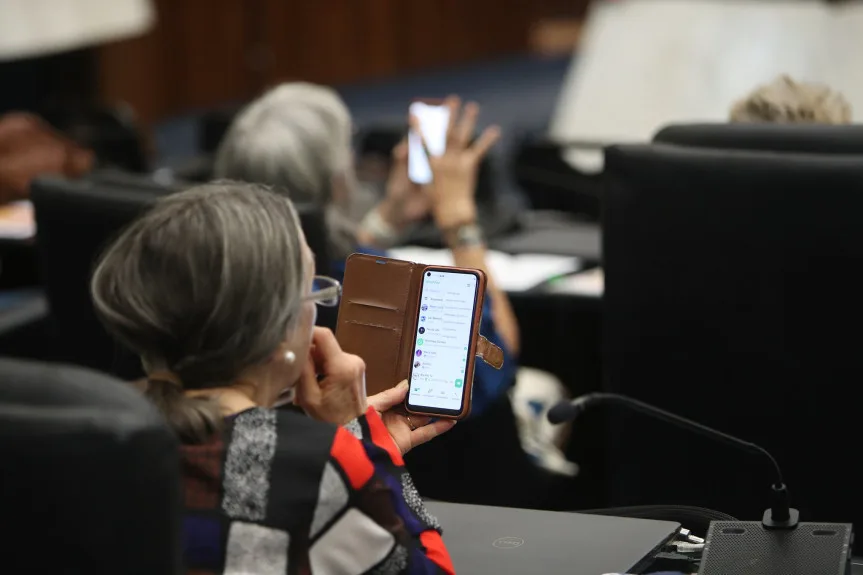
[654,122,863,155]
[0,358,182,574]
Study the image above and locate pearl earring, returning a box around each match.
[284,350,296,364]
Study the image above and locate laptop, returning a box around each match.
[426,501,680,574]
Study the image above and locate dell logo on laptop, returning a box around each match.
[493,537,525,549]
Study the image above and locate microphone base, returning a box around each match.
[699,520,853,575]
[763,507,800,529]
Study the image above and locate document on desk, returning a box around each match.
[387,246,581,292]
[546,267,604,297]
[0,201,35,240]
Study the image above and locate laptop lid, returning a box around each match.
[426,501,680,574]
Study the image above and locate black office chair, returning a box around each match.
[31,176,174,378]
[511,133,602,218]
[31,175,333,378]
[602,144,863,536]
[0,357,181,574]
[654,122,863,154]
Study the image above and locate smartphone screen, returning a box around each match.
[408,101,450,184]
[406,268,480,416]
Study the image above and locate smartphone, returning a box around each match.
[408,101,450,184]
[405,266,486,419]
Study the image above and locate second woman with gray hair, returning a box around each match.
[214,86,520,419]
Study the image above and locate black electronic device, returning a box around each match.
[549,393,854,575]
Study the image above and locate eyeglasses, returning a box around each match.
[306,275,342,307]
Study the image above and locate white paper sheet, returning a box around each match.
[546,267,604,298]
[387,246,581,292]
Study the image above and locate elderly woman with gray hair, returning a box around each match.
[214,85,520,420]
[91,182,456,573]
[730,75,852,124]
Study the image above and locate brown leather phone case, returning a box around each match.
[335,253,504,416]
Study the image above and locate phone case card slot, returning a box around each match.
[344,319,403,332]
[342,300,404,330]
[337,321,403,396]
[345,299,401,312]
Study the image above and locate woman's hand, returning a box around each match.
[295,327,368,425]
[367,380,456,455]
[376,139,431,228]
[411,96,501,230]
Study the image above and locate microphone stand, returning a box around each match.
[548,393,798,529]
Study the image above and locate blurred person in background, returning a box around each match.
[0,112,94,288]
[91,182,456,574]
[0,112,93,204]
[730,75,852,124]
[214,84,576,504]
[214,85,520,418]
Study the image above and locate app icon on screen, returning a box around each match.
[421,316,426,322]
[454,379,463,388]
[418,327,425,334]
[416,350,422,357]
[421,304,428,311]
[417,338,424,346]
[414,361,421,368]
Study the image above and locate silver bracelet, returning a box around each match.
[444,223,485,249]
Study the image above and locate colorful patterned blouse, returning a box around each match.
[180,406,454,574]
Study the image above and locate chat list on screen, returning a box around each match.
[408,270,478,411]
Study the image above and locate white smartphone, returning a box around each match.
[408,101,450,184]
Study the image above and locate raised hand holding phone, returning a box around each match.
[407,101,451,185]
[409,96,501,230]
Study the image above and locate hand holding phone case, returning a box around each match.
[335,253,504,398]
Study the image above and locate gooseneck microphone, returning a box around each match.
[553,393,856,573]
[547,392,797,529]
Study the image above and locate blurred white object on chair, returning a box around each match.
[511,367,579,477]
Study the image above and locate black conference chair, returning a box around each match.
[31,175,333,378]
[654,122,863,155]
[511,133,602,218]
[32,176,174,378]
[601,144,863,538]
[0,357,181,574]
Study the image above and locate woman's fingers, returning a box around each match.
[470,125,502,160]
[442,95,461,144]
[311,327,349,372]
[294,357,321,408]
[409,115,434,161]
[368,381,409,412]
[391,138,408,163]
[311,327,342,358]
[454,101,479,148]
[409,419,457,448]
